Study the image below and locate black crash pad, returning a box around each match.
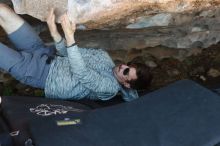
[28,80,220,146]
[0,96,91,146]
[0,116,12,146]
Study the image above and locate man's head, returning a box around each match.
[113,62,152,90]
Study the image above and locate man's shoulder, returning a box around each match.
[80,48,112,61]
[79,47,107,55]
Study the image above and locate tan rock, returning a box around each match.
[11,0,220,29]
[207,68,220,78]
[8,0,220,49]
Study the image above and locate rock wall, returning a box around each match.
[10,0,220,49]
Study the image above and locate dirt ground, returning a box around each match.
[150,42,220,90]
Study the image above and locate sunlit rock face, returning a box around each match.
[10,0,220,49]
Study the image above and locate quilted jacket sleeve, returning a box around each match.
[55,38,68,56]
[67,45,119,99]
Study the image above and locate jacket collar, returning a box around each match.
[120,85,139,102]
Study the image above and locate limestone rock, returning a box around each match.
[11,0,220,29]
[207,68,220,78]
[9,0,220,49]
[126,13,172,29]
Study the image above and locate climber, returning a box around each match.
[0,3,152,101]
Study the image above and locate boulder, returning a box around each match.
[8,0,220,49]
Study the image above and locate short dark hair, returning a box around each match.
[127,62,152,90]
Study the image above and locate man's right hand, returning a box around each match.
[46,8,62,43]
[60,13,76,47]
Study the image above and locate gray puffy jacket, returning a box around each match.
[45,39,138,101]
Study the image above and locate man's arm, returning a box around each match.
[46,8,67,56]
[67,45,118,94]
[60,14,118,97]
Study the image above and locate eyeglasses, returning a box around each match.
[123,68,130,76]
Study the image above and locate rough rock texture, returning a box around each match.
[11,0,220,28]
[10,0,220,49]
